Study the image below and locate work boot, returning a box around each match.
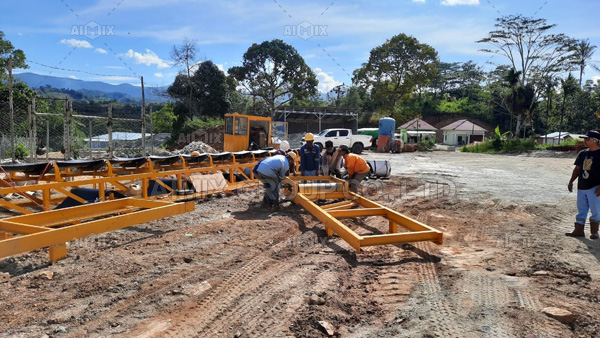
[565,222,585,237]
[590,222,599,240]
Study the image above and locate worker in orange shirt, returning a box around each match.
[338,145,370,194]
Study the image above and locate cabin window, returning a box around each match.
[225,116,233,135]
[235,117,248,136]
[338,130,349,137]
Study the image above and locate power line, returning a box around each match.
[28,60,138,79]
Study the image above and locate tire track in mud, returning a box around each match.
[65,245,242,337]
[412,240,472,338]
[66,220,299,338]
[462,272,514,338]
[134,230,316,338]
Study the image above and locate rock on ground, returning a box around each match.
[542,307,576,324]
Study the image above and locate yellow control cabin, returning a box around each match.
[224,113,288,152]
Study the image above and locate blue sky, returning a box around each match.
[1,0,599,92]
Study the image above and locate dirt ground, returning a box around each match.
[1,150,599,337]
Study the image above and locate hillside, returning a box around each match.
[14,72,168,103]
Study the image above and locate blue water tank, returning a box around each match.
[379,117,396,138]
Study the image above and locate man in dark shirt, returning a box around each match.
[567,130,600,239]
[299,133,320,176]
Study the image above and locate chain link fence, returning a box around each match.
[0,95,159,163]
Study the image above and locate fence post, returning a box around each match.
[46,120,49,161]
[69,100,74,159]
[28,104,33,162]
[89,120,93,159]
[108,104,113,157]
[141,76,146,156]
[63,97,69,160]
[150,106,154,155]
[8,56,15,163]
[32,98,37,161]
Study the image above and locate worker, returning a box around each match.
[300,133,320,176]
[253,152,297,209]
[338,145,370,194]
[321,140,343,177]
[567,130,600,239]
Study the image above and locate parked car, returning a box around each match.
[301,129,372,154]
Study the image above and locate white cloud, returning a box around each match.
[215,63,228,75]
[154,72,164,78]
[68,75,78,79]
[17,32,22,36]
[95,48,107,54]
[105,66,126,70]
[441,0,479,6]
[413,0,426,3]
[124,49,169,69]
[60,39,93,48]
[314,68,342,93]
[594,76,600,84]
[94,75,138,82]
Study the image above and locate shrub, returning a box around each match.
[12,143,30,161]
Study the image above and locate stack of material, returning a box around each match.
[174,141,218,154]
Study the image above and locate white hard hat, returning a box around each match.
[280,141,290,151]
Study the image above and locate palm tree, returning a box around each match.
[502,68,522,136]
[542,76,557,144]
[570,39,598,87]
[558,74,578,142]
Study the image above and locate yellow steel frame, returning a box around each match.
[0,150,302,262]
[0,198,194,262]
[284,176,443,251]
[0,153,271,214]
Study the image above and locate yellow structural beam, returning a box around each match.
[0,198,194,262]
[288,176,444,251]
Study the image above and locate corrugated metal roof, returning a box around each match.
[540,132,577,139]
[398,118,438,130]
[84,132,150,142]
[440,119,488,131]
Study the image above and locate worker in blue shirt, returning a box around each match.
[300,133,321,176]
[253,152,297,209]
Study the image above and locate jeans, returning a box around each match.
[303,170,317,176]
[576,185,600,225]
[349,172,369,194]
[256,172,280,205]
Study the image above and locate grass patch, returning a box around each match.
[461,138,539,153]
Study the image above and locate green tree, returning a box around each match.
[167,60,230,118]
[558,74,578,140]
[478,15,573,85]
[502,68,521,135]
[353,33,438,109]
[171,38,199,114]
[228,39,318,118]
[478,16,574,136]
[152,103,177,133]
[569,39,598,87]
[0,31,28,80]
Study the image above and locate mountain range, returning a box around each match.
[13,72,168,103]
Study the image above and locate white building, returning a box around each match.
[84,132,151,149]
[441,120,488,146]
[536,132,586,145]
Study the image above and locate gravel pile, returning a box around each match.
[174,141,218,154]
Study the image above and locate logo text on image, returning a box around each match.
[71,21,115,40]
[284,21,328,40]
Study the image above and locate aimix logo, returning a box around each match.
[284,21,328,40]
[71,21,115,40]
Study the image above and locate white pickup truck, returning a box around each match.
[301,129,372,154]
